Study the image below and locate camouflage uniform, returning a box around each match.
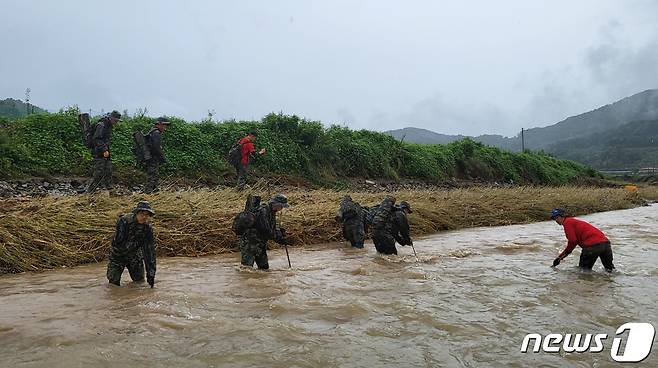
[391,209,412,246]
[240,197,287,269]
[106,212,157,286]
[371,197,398,255]
[144,125,167,193]
[87,117,114,193]
[335,196,366,248]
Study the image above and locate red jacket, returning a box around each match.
[239,136,256,165]
[559,217,610,258]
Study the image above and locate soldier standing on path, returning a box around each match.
[107,201,157,287]
[87,110,121,193]
[143,117,170,194]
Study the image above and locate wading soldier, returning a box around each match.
[371,196,398,255]
[87,110,121,193]
[335,195,366,248]
[107,201,157,287]
[551,208,615,272]
[143,116,170,193]
[392,201,413,247]
[240,194,289,269]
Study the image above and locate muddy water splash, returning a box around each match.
[1,205,657,367]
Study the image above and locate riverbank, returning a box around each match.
[1,185,656,274]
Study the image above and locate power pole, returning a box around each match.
[521,128,525,152]
[25,88,31,115]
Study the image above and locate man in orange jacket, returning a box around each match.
[551,208,615,272]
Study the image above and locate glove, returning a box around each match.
[552,257,561,267]
[103,151,110,158]
[147,275,155,288]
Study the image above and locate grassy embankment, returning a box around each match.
[1,185,656,274]
[1,110,600,186]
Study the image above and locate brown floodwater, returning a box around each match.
[1,205,657,367]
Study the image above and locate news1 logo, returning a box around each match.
[521,323,655,363]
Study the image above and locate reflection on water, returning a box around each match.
[1,205,657,367]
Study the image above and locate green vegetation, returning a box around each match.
[0,98,46,119]
[548,120,658,170]
[0,110,600,185]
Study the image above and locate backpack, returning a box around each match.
[227,139,244,167]
[132,129,153,165]
[78,113,95,149]
[232,194,261,235]
[339,199,360,221]
[371,199,394,232]
[365,204,379,226]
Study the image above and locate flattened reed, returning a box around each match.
[1,185,656,274]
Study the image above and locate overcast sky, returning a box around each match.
[1,0,657,136]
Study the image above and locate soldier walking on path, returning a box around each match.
[143,116,170,194]
[87,110,121,193]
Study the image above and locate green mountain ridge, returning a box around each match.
[0,98,46,119]
[386,89,658,169]
[547,120,658,170]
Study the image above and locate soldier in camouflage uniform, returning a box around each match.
[392,201,413,247]
[335,195,366,248]
[239,194,289,269]
[107,201,157,287]
[143,117,170,194]
[87,110,121,193]
[371,196,398,255]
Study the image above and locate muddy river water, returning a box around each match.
[1,205,657,367]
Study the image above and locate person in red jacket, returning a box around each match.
[550,208,615,272]
[236,131,266,189]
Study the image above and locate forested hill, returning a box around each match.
[0,98,46,119]
[547,120,658,170]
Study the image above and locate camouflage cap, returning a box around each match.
[399,201,413,213]
[155,116,171,125]
[270,194,290,208]
[134,201,155,215]
[109,110,122,120]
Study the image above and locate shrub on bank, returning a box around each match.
[0,111,599,185]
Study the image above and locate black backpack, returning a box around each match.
[227,139,244,167]
[232,194,261,235]
[132,128,157,165]
[372,199,394,232]
[365,204,379,226]
[78,113,95,149]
